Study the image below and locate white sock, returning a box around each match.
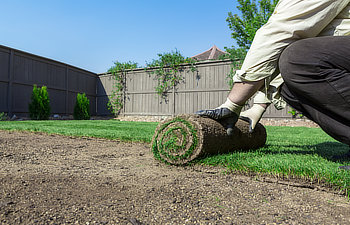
[216,98,243,115]
[240,104,266,130]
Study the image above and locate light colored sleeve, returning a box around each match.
[234,0,350,83]
[253,74,286,110]
[319,5,350,36]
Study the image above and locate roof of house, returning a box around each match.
[191,45,227,61]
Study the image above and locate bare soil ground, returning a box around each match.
[0,130,349,224]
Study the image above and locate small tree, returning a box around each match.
[29,85,51,120]
[226,0,278,51]
[74,93,90,120]
[223,0,278,87]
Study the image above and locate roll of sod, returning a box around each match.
[151,114,266,165]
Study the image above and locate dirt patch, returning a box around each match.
[0,130,348,224]
[260,118,319,128]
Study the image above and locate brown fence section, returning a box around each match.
[97,60,292,118]
[0,45,97,116]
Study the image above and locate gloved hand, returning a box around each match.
[239,104,266,133]
[219,115,239,136]
[195,107,237,120]
[196,98,243,136]
[196,108,239,136]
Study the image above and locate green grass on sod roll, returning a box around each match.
[152,117,198,163]
[0,120,349,195]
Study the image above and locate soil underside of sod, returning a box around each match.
[0,130,349,224]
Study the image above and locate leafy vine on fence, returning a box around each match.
[145,49,197,99]
[288,108,304,119]
[107,61,138,116]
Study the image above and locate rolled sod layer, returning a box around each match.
[151,114,267,165]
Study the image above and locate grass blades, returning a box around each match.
[0,120,349,194]
[198,126,350,195]
[0,120,158,143]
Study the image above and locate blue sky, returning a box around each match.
[1,0,239,73]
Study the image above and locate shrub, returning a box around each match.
[0,112,8,121]
[29,85,51,120]
[288,108,304,119]
[73,93,90,120]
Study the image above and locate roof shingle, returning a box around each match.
[191,45,227,61]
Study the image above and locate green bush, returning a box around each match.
[288,108,304,119]
[74,93,90,120]
[29,85,51,120]
[0,112,8,121]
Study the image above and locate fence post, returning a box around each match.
[172,84,176,116]
[123,71,127,115]
[7,49,14,117]
[65,66,69,115]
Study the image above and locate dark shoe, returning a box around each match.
[339,165,350,170]
[195,108,237,120]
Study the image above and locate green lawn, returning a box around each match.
[0,120,158,143]
[0,120,349,195]
[197,126,350,195]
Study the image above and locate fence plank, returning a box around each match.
[8,50,14,116]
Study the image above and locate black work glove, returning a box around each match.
[195,108,239,136]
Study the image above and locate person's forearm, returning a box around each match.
[228,80,265,105]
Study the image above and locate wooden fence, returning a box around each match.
[97,60,292,118]
[0,45,292,119]
[0,45,97,116]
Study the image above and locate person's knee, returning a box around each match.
[279,39,318,83]
[279,39,312,84]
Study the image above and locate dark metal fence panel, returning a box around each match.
[0,47,10,112]
[96,74,112,116]
[67,68,97,115]
[97,60,293,118]
[0,45,98,116]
